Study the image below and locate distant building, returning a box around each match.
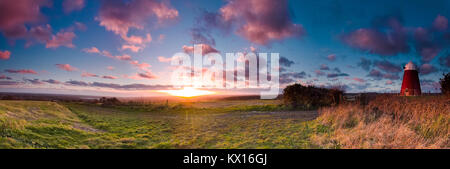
[400,61,421,96]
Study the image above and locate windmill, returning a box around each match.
[400,61,421,96]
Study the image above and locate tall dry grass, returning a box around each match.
[314,95,449,149]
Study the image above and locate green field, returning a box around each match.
[0,100,326,149]
[2,96,447,149]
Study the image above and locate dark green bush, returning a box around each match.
[282,83,343,109]
[440,72,450,96]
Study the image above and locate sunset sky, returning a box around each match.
[0,0,449,97]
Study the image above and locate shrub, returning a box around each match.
[440,72,450,96]
[99,97,121,106]
[282,83,343,109]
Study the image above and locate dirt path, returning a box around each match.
[217,110,319,121]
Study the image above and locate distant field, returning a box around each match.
[0,100,322,149]
[0,96,448,149]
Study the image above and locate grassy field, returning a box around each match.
[0,99,325,149]
[314,95,449,149]
[0,96,448,149]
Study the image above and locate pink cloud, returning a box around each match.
[130,60,151,71]
[116,54,132,61]
[0,0,50,39]
[327,54,336,61]
[0,75,12,80]
[158,34,165,41]
[122,45,143,53]
[122,34,152,45]
[5,69,37,74]
[83,47,100,53]
[55,64,78,72]
[158,56,172,63]
[217,0,305,45]
[314,70,325,76]
[433,15,448,31]
[63,0,85,14]
[0,50,11,60]
[46,31,76,48]
[107,66,115,70]
[352,77,366,83]
[98,49,132,61]
[96,0,178,37]
[81,72,98,77]
[26,23,82,48]
[28,24,52,44]
[183,44,219,55]
[74,22,87,31]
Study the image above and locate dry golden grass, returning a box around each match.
[314,95,449,149]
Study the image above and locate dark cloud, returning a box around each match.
[0,75,12,80]
[419,64,438,75]
[65,80,89,86]
[280,71,307,84]
[64,80,171,90]
[201,0,305,45]
[343,14,450,63]
[357,57,372,71]
[420,79,441,92]
[91,82,170,90]
[23,78,44,85]
[0,81,22,85]
[320,64,330,70]
[279,57,295,67]
[439,54,450,67]
[63,0,85,14]
[382,73,400,80]
[5,69,37,74]
[332,67,341,73]
[0,0,50,39]
[373,60,402,73]
[190,27,216,46]
[327,73,349,78]
[367,69,399,80]
[102,75,118,79]
[413,27,442,63]
[341,15,409,56]
[43,79,61,84]
[137,72,157,79]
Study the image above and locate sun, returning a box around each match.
[158,87,215,97]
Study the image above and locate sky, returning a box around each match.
[0,0,449,97]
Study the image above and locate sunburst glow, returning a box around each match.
[158,87,215,97]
